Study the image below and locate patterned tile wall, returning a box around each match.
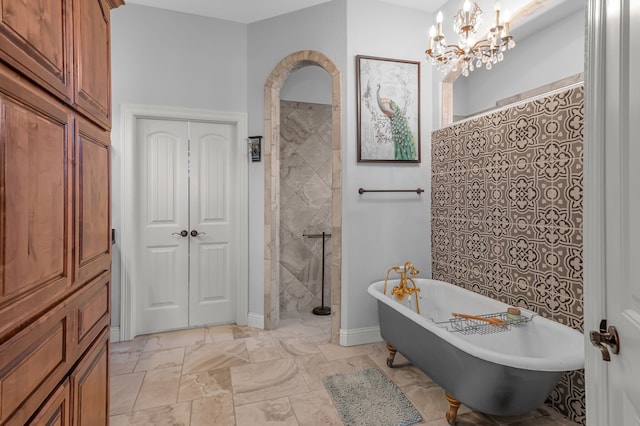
[431,86,585,424]
[279,101,333,316]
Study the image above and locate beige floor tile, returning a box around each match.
[231,324,265,339]
[178,368,232,402]
[108,316,576,426]
[110,401,191,426]
[111,336,148,376]
[272,317,331,340]
[289,388,342,426]
[110,372,145,415]
[134,347,185,372]
[295,353,376,391]
[190,394,235,426]
[234,397,298,426]
[182,340,248,374]
[143,327,205,352]
[205,324,235,343]
[231,358,309,405]
[111,351,142,376]
[316,342,371,360]
[245,334,283,363]
[275,334,328,357]
[401,383,470,422]
[134,366,182,411]
[111,335,148,355]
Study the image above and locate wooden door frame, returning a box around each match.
[119,104,249,341]
[584,0,608,424]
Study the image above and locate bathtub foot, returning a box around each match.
[385,343,398,368]
[444,392,461,425]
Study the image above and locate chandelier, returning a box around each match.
[426,1,515,76]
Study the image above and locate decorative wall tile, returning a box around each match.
[431,85,584,425]
[280,101,332,316]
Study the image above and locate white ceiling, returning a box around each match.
[124,0,447,24]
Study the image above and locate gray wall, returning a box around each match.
[110,4,248,326]
[281,67,332,104]
[246,0,348,315]
[343,0,432,330]
[431,0,584,126]
[453,7,585,117]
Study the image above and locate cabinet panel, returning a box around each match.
[0,84,73,336]
[0,305,70,424]
[74,273,110,352]
[76,118,110,285]
[74,0,111,128]
[71,330,109,426]
[0,0,72,101]
[29,379,71,426]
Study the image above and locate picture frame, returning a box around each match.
[356,55,421,163]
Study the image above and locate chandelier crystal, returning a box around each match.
[426,1,515,76]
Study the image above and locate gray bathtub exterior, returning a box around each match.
[377,301,565,416]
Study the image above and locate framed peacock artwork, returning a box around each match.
[356,55,421,163]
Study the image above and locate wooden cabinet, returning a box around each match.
[0,0,122,424]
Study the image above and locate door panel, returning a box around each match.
[136,119,238,333]
[136,119,189,334]
[601,0,640,423]
[188,122,236,326]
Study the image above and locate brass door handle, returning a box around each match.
[190,230,206,237]
[590,319,620,362]
[172,230,188,237]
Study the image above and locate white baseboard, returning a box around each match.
[247,312,264,329]
[110,326,121,343]
[339,326,382,346]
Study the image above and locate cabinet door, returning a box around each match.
[0,75,74,337]
[0,0,73,102]
[73,0,112,128]
[29,379,71,426]
[71,330,109,426]
[75,118,111,285]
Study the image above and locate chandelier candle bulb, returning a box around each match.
[494,2,500,27]
[503,10,511,37]
[437,11,443,36]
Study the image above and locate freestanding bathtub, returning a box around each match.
[368,278,584,424]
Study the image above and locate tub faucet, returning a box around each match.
[383,262,421,314]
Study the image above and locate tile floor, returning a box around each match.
[110,314,578,425]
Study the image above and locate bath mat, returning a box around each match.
[322,367,422,426]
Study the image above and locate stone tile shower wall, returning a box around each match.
[279,101,333,316]
[431,86,584,424]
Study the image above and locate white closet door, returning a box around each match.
[188,121,237,326]
[136,118,189,334]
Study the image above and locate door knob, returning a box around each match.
[589,319,620,362]
[190,230,206,237]
[171,230,188,237]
